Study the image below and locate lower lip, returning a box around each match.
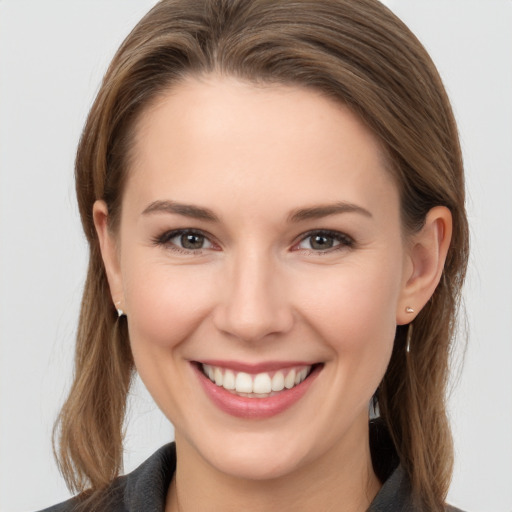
[194,364,322,419]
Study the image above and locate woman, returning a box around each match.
[42,0,468,510]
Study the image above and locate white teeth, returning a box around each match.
[296,368,308,384]
[235,372,253,393]
[223,369,235,390]
[284,369,296,389]
[214,367,223,386]
[204,364,215,381]
[253,373,272,394]
[201,364,312,395]
[271,371,285,391]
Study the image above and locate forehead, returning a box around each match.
[125,75,399,223]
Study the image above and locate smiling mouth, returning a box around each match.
[199,363,316,398]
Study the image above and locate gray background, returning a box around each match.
[0,1,511,511]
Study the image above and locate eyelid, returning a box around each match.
[152,228,219,253]
[292,229,355,252]
[152,227,354,255]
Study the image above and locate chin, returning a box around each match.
[182,426,318,482]
[212,444,307,481]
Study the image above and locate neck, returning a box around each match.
[166,423,381,512]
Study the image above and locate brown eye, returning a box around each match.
[154,229,215,252]
[296,230,354,252]
[180,233,206,250]
[310,234,334,250]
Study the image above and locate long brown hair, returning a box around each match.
[54,1,469,510]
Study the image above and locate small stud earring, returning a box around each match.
[405,306,415,314]
[115,301,125,318]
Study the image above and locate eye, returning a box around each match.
[295,230,354,253]
[153,229,215,253]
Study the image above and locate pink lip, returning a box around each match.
[193,363,322,419]
[198,359,314,374]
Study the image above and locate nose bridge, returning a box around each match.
[214,243,292,342]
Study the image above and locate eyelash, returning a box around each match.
[152,228,355,255]
[152,229,217,254]
[293,229,355,254]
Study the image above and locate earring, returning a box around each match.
[115,301,125,318]
[406,323,413,353]
[404,306,414,353]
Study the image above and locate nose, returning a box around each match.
[213,249,294,343]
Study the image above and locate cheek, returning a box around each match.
[122,257,217,350]
[120,258,219,420]
[302,260,399,330]
[294,258,401,376]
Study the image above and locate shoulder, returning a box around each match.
[37,443,176,512]
[368,464,468,512]
[37,501,80,512]
[368,420,468,512]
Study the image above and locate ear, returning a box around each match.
[93,200,124,310]
[396,206,452,325]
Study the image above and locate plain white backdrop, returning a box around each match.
[0,1,510,511]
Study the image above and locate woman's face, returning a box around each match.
[100,76,415,480]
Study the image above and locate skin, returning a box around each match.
[94,75,452,512]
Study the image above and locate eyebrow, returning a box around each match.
[141,199,372,223]
[287,202,373,223]
[141,200,219,222]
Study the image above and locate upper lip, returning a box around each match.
[194,360,320,373]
